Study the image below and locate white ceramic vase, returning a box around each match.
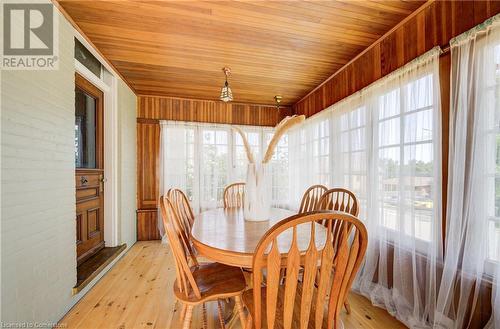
[244,163,271,221]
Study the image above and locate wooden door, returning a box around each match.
[75,73,105,265]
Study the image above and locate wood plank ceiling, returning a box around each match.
[59,0,426,105]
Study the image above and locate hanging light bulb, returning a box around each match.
[220,67,233,102]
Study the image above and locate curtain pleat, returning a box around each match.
[436,14,500,329]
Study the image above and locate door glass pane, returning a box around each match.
[75,88,97,168]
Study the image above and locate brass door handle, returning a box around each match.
[99,175,105,192]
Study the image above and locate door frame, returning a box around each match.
[75,73,105,264]
[75,56,120,247]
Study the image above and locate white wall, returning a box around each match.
[117,79,137,247]
[1,9,76,323]
[1,5,137,325]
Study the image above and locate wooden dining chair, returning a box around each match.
[298,184,328,213]
[242,211,368,329]
[316,188,359,216]
[160,194,247,329]
[167,188,195,231]
[223,182,246,208]
[316,188,359,314]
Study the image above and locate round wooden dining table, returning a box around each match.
[191,207,328,268]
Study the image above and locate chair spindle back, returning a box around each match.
[251,211,367,329]
[298,184,328,213]
[159,195,201,299]
[223,182,246,209]
[167,188,195,231]
[316,188,359,216]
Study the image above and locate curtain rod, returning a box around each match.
[441,24,494,55]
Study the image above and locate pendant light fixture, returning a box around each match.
[274,95,282,110]
[220,67,233,102]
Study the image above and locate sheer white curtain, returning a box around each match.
[352,47,443,329]
[264,131,291,209]
[158,121,198,240]
[289,114,331,210]
[331,98,371,217]
[435,15,500,329]
[158,121,290,220]
[288,47,443,327]
[491,269,500,328]
[159,121,199,206]
[198,125,230,210]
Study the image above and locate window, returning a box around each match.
[74,88,97,168]
[339,106,368,214]
[75,38,102,78]
[287,117,331,210]
[164,127,196,198]
[266,132,289,207]
[199,129,229,210]
[312,119,330,186]
[160,122,290,212]
[290,72,439,244]
[233,129,261,181]
[377,74,435,242]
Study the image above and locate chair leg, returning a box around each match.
[182,305,193,329]
[344,300,351,314]
[245,315,253,329]
[202,303,208,329]
[234,295,246,326]
[180,303,187,322]
[217,300,226,329]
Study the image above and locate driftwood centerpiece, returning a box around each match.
[233,115,305,221]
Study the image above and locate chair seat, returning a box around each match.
[242,284,330,329]
[174,262,246,304]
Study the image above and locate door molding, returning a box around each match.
[75,60,119,247]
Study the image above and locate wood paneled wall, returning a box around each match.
[137,122,160,211]
[138,95,292,126]
[136,95,291,240]
[136,209,161,241]
[294,0,500,116]
[136,122,160,240]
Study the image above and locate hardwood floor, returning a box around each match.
[59,241,407,329]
